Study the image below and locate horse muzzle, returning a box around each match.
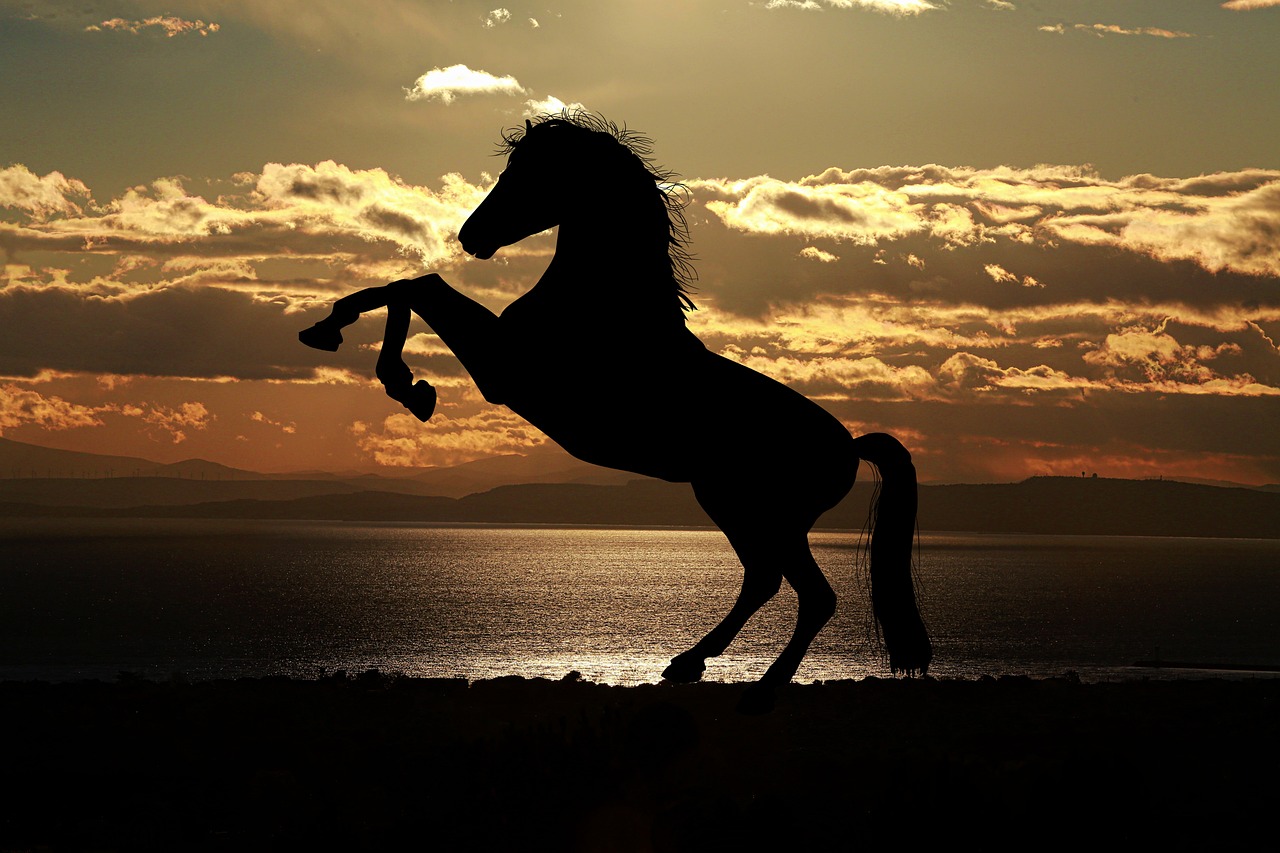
[458,222,499,260]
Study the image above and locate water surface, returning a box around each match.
[2,519,1277,684]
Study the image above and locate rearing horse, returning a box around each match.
[299,111,930,712]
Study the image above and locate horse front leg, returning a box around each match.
[299,277,437,420]
[297,280,405,352]
[375,300,436,422]
[300,273,504,419]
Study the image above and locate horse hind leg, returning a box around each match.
[667,483,837,713]
[735,542,837,714]
[665,524,835,716]
[664,486,781,683]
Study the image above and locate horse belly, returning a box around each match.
[503,350,855,491]
[686,355,859,499]
[505,378,700,482]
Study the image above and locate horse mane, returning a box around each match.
[497,109,698,313]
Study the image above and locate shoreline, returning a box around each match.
[4,674,1276,849]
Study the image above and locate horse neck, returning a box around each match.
[540,216,680,335]
[544,200,676,317]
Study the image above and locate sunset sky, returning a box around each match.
[3,0,1279,484]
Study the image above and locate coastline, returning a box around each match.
[4,674,1276,850]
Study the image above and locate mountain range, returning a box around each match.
[2,438,1278,538]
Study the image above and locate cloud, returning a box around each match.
[697,176,926,244]
[692,166,1280,281]
[523,95,588,117]
[85,17,220,37]
[799,246,838,263]
[1040,181,1280,277]
[937,352,1085,394]
[0,384,103,433]
[135,401,213,443]
[823,0,941,14]
[250,410,297,434]
[403,64,527,104]
[1041,23,1195,39]
[353,409,546,467]
[984,1,1015,9]
[0,160,549,387]
[6,156,1279,487]
[0,165,92,219]
[2,160,490,271]
[482,8,511,28]
[0,382,218,444]
[983,263,1043,288]
[764,0,940,13]
[932,345,1278,399]
[724,348,938,401]
[1080,323,1261,390]
[1221,0,1280,9]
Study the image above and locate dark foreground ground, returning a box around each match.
[3,674,1276,852]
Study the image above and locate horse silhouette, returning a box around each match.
[299,111,930,712]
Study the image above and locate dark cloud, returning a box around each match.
[0,283,472,386]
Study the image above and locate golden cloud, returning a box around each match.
[698,176,925,244]
[1,163,492,301]
[723,347,938,401]
[823,0,940,14]
[353,408,546,467]
[799,246,839,263]
[6,158,1278,434]
[1059,23,1194,39]
[0,383,103,433]
[403,65,527,104]
[693,166,1280,278]
[0,165,91,220]
[0,382,220,442]
[135,401,213,443]
[250,410,297,434]
[85,17,221,37]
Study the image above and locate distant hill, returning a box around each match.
[0,477,369,509]
[0,437,279,481]
[916,476,1280,539]
[0,438,631,500]
[406,452,634,497]
[5,475,1278,539]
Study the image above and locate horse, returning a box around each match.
[299,111,930,713]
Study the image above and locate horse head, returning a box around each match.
[459,111,697,315]
[458,116,643,260]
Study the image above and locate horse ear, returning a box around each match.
[525,119,533,133]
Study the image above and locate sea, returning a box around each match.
[2,519,1277,684]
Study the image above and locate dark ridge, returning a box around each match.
[4,476,1279,538]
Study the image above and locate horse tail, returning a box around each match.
[851,432,932,676]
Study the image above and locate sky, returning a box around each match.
[2,0,1279,484]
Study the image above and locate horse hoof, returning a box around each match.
[299,322,343,352]
[735,683,776,716]
[662,655,706,684]
[403,381,437,422]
